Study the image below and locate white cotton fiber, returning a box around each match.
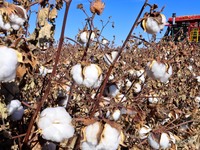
[96,123,121,150]
[7,100,24,121]
[0,46,18,82]
[37,107,74,143]
[82,64,99,88]
[81,142,96,150]
[71,64,83,85]
[104,83,120,98]
[147,61,172,83]
[85,122,102,145]
[158,14,167,30]
[145,17,161,34]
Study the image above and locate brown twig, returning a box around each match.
[90,0,149,117]
[22,0,72,147]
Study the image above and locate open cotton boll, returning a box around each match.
[37,107,74,143]
[0,15,11,30]
[112,109,121,121]
[39,66,53,77]
[84,122,102,146]
[7,100,24,121]
[145,17,161,34]
[138,125,152,139]
[71,64,84,85]
[104,84,120,98]
[79,31,95,44]
[160,65,172,83]
[158,14,167,30]
[92,74,103,89]
[103,51,118,66]
[147,61,172,83]
[159,133,170,149]
[133,82,142,93]
[0,46,18,82]
[147,133,160,150]
[96,123,121,150]
[136,69,145,83]
[81,142,96,150]
[82,64,101,88]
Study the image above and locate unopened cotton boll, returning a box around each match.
[0,46,18,82]
[37,107,74,142]
[138,125,152,139]
[7,100,24,121]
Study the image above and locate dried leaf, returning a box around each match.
[37,7,49,27]
[49,7,57,23]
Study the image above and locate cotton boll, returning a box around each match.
[136,69,145,83]
[93,74,103,88]
[103,51,118,66]
[42,142,56,150]
[104,84,120,98]
[144,17,161,34]
[39,66,53,77]
[112,109,121,121]
[133,82,142,93]
[7,100,24,121]
[11,23,20,30]
[147,133,160,150]
[9,13,25,26]
[84,122,102,146]
[78,31,95,44]
[96,123,121,150]
[147,61,172,83]
[82,64,101,88]
[71,64,83,85]
[0,15,11,30]
[138,125,152,139]
[158,14,167,30]
[0,46,18,82]
[81,142,96,150]
[159,133,170,149]
[37,107,74,143]
[196,76,200,82]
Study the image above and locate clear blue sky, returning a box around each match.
[28,0,200,46]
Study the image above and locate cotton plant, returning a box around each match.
[37,107,74,143]
[7,100,24,121]
[81,121,124,150]
[0,46,19,82]
[0,2,27,31]
[71,63,103,88]
[146,60,172,83]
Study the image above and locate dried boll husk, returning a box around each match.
[90,0,105,15]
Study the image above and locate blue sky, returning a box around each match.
[28,0,200,46]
